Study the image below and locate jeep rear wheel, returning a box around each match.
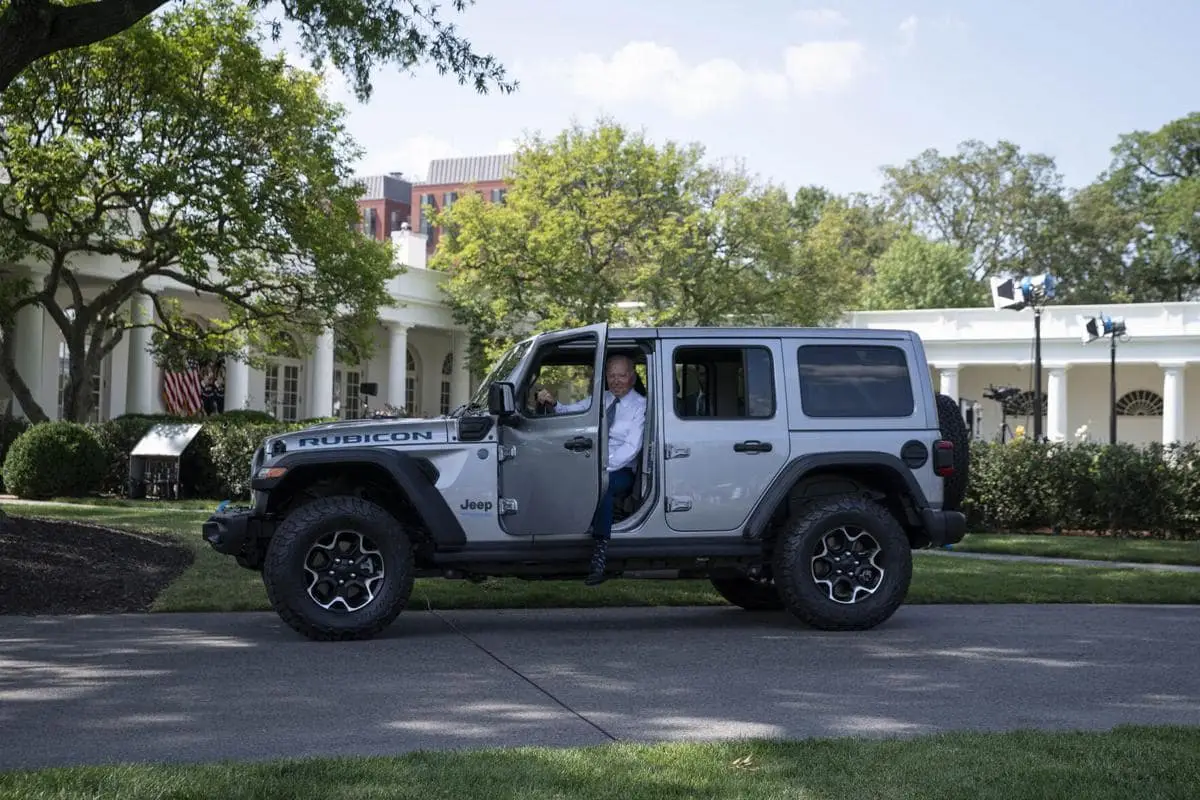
[935,392,970,511]
[263,495,414,641]
[772,495,912,631]
[710,576,785,611]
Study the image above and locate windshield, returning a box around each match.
[467,338,534,409]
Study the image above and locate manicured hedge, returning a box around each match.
[965,438,1200,540]
[0,412,337,501]
[1,421,108,499]
[0,416,30,494]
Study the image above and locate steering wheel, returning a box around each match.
[530,384,555,416]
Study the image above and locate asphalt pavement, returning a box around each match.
[2,604,1199,771]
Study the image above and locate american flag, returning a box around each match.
[163,359,204,416]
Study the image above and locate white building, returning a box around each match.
[1,224,474,425]
[843,303,1199,446]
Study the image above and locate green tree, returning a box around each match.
[430,122,864,370]
[0,0,396,422]
[0,0,515,98]
[880,139,1070,281]
[429,120,700,368]
[639,163,856,328]
[859,232,987,310]
[1090,113,1199,302]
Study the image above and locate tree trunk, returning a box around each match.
[0,322,49,423]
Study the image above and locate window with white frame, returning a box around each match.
[406,348,418,415]
[440,352,453,414]
[56,341,102,422]
[263,333,303,421]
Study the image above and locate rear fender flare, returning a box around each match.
[742,452,929,540]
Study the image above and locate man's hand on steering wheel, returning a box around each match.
[533,386,555,415]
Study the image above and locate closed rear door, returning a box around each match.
[659,338,789,532]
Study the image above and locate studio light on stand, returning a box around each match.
[990,273,1058,441]
[1080,313,1128,445]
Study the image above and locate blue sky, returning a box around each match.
[279,0,1200,197]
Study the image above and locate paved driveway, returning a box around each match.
[2,604,1198,770]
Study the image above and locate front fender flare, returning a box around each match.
[253,447,467,547]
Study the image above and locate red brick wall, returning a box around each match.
[355,198,413,241]
[410,180,511,252]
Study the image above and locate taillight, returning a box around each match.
[933,440,955,477]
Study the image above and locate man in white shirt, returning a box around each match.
[535,353,646,585]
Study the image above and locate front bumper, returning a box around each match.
[202,507,261,557]
[921,508,967,547]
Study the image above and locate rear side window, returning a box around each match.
[796,344,914,418]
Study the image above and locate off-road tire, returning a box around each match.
[935,392,970,511]
[710,576,785,611]
[772,494,912,631]
[263,495,415,641]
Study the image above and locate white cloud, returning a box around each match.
[357,135,461,181]
[898,15,919,50]
[493,138,519,154]
[793,8,849,28]
[784,41,867,95]
[564,40,863,118]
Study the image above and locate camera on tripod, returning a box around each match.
[982,384,1021,403]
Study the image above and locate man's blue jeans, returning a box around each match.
[592,467,635,541]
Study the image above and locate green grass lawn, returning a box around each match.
[5,500,1200,612]
[954,532,1200,566]
[2,726,1197,799]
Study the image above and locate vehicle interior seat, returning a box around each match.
[612,365,650,520]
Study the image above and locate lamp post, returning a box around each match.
[990,273,1057,441]
[1081,313,1128,445]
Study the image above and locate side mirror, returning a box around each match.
[359,381,378,397]
[487,381,516,416]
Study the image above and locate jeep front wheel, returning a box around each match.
[772,495,912,631]
[262,495,415,641]
[710,576,785,611]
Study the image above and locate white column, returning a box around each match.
[937,365,959,400]
[1161,362,1186,445]
[124,295,154,415]
[1047,366,1068,442]
[451,331,471,406]
[223,348,250,412]
[310,327,335,418]
[387,323,410,409]
[14,303,46,419]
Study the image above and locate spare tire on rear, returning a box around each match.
[935,393,970,511]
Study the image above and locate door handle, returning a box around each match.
[733,440,772,453]
[564,436,593,452]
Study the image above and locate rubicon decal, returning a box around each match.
[297,431,436,447]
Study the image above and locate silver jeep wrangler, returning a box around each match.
[203,323,969,641]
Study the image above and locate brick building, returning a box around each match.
[354,172,414,242]
[408,154,514,252]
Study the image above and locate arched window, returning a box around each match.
[1115,390,1163,417]
[440,352,453,414]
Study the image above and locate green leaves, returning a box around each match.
[0,0,514,99]
[429,120,869,371]
[0,0,396,421]
[880,139,1070,281]
[860,233,987,311]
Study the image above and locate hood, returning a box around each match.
[263,416,453,457]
